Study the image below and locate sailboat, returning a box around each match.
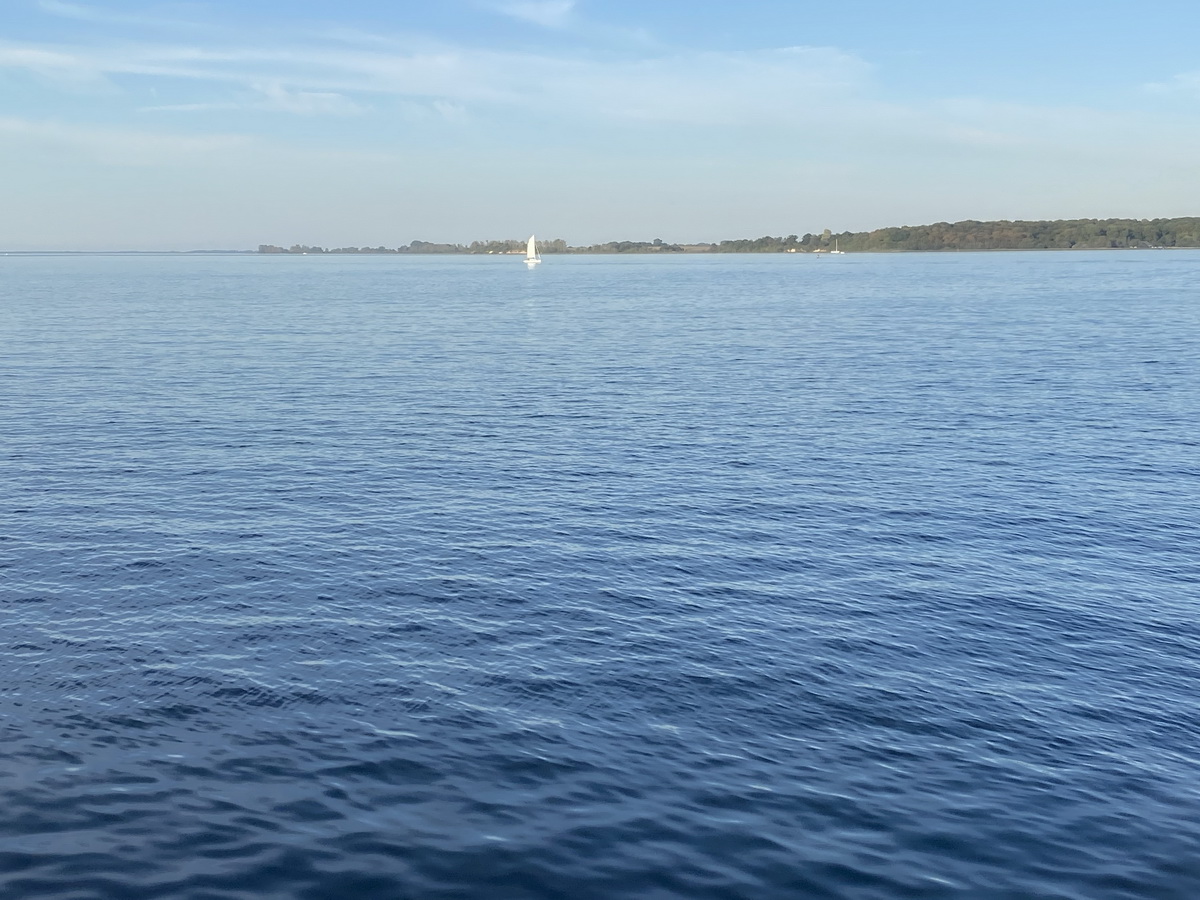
[524,235,541,268]
[830,238,845,255]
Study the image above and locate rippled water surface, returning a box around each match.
[3,251,1200,898]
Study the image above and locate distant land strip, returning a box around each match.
[259,217,1200,255]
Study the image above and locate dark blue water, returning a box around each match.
[3,251,1199,899]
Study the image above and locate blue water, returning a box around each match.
[3,251,1199,899]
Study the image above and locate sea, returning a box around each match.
[2,250,1199,899]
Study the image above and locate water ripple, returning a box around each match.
[3,252,1200,898]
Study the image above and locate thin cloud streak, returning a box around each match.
[140,84,365,116]
[492,0,576,29]
[37,0,212,31]
[4,29,1194,162]
[38,0,112,22]
[0,43,111,87]
[0,114,407,170]
[246,82,365,115]
[0,115,255,165]
[1144,71,1200,95]
[0,34,874,124]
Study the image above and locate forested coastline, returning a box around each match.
[258,217,1200,255]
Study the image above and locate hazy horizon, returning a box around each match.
[4,0,1200,251]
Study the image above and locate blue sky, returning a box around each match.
[2,0,1199,249]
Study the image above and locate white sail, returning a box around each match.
[525,234,541,267]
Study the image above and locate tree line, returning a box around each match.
[258,218,1200,255]
[828,218,1200,251]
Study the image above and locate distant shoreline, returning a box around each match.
[6,216,1198,255]
[256,217,1199,255]
[7,247,1197,257]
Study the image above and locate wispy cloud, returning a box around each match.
[141,82,365,115]
[37,0,209,31]
[550,46,872,126]
[0,43,110,87]
[0,115,255,165]
[4,17,1191,168]
[141,84,364,115]
[491,0,576,29]
[0,33,873,126]
[257,82,363,114]
[38,0,227,34]
[38,0,105,21]
[1144,71,1200,95]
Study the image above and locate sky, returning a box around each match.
[2,0,1200,250]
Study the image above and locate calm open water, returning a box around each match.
[3,251,1199,899]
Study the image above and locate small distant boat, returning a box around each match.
[524,235,541,268]
[830,238,845,255]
